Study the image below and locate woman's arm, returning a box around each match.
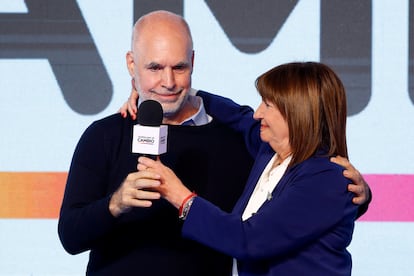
[181,160,357,260]
[139,155,357,261]
[197,90,262,157]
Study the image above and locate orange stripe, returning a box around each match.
[0,172,67,218]
[1,172,413,220]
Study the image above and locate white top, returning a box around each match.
[233,153,292,275]
[242,153,292,221]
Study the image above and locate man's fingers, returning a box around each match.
[347,183,365,205]
[331,155,353,170]
[121,183,161,208]
[125,170,160,181]
[134,177,161,190]
[348,183,362,194]
[134,189,161,200]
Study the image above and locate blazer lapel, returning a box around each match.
[232,143,275,214]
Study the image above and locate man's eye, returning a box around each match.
[173,64,189,72]
[148,66,162,71]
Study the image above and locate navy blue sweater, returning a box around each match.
[58,113,254,276]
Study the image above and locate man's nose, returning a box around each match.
[161,68,175,90]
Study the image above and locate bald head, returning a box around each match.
[131,10,193,52]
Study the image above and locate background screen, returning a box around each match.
[0,1,413,275]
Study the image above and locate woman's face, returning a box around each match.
[253,99,290,152]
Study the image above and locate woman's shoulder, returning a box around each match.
[291,154,345,178]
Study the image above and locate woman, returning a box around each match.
[138,62,358,275]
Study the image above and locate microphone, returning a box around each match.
[136,99,163,126]
[132,100,168,160]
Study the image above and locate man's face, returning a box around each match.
[127,29,194,118]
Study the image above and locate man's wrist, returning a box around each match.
[109,192,123,217]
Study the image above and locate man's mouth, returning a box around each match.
[151,90,182,101]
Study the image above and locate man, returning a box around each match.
[58,10,370,276]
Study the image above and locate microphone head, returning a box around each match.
[137,100,163,126]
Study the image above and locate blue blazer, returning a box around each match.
[182,91,359,276]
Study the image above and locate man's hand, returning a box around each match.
[331,155,371,205]
[109,170,161,217]
[138,156,193,209]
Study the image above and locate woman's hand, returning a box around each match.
[119,80,139,119]
[138,156,193,209]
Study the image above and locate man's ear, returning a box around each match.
[126,51,135,77]
[190,50,195,74]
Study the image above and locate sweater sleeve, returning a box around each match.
[58,120,118,254]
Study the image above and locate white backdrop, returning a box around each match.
[0,1,413,275]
